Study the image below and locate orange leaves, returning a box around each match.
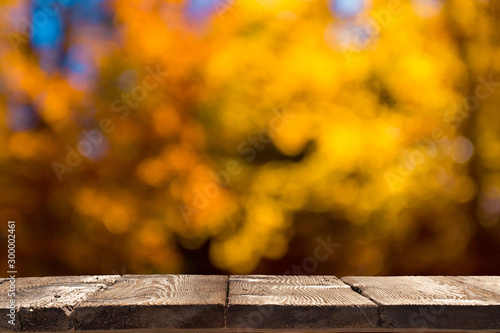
[1,0,500,277]
[152,107,181,138]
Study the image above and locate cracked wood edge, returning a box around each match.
[0,275,120,331]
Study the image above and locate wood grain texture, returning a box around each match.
[1,275,499,331]
[0,275,119,332]
[341,276,500,330]
[452,276,500,295]
[226,275,378,329]
[74,275,228,330]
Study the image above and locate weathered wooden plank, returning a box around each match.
[452,276,500,295]
[226,275,378,330]
[73,275,227,330]
[1,275,499,332]
[341,276,500,330]
[0,275,119,331]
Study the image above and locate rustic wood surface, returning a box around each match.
[1,275,499,332]
[0,275,119,331]
[226,275,378,329]
[74,275,227,330]
[341,276,500,330]
[453,276,500,295]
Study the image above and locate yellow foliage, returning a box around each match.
[1,0,499,276]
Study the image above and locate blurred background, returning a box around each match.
[0,0,499,277]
